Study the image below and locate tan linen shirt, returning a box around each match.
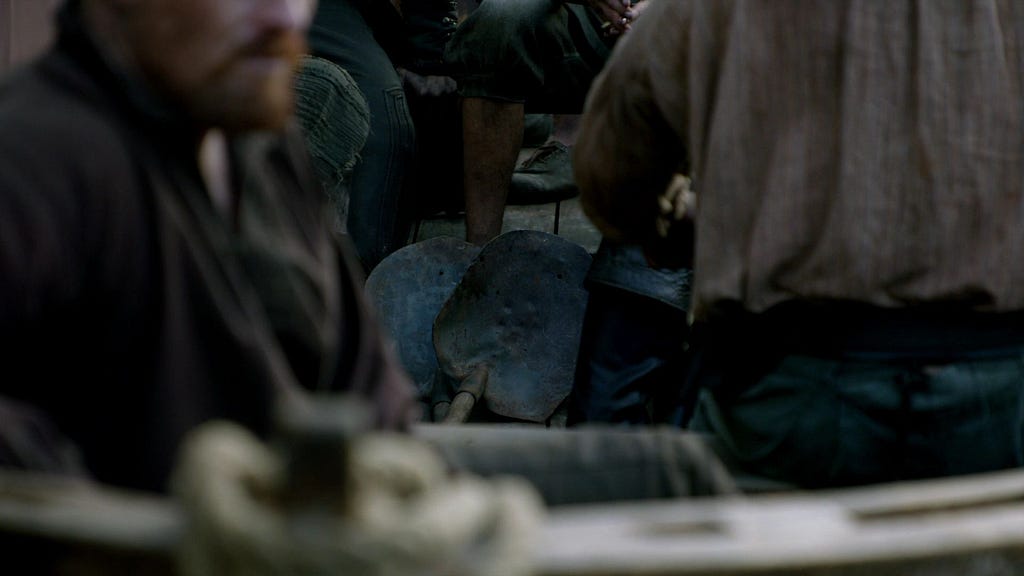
[576,0,1024,318]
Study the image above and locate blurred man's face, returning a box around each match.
[123,0,316,131]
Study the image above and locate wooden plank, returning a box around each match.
[0,473,181,562]
[536,469,1024,576]
[3,465,1024,575]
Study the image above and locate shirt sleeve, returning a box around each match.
[574,0,695,245]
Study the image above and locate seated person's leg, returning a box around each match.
[461,98,524,245]
[569,240,693,425]
[309,0,416,270]
[446,0,612,245]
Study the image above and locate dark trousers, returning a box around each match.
[444,0,611,111]
[688,303,1024,488]
[568,285,689,425]
[568,241,693,426]
[309,0,417,270]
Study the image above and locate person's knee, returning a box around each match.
[446,0,565,70]
[465,0,559,36]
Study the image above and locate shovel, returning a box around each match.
[432,231,591,423]
[365,236,480,400]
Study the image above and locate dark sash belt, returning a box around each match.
[671,301,1024,426]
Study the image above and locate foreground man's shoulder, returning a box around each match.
[0,60,139,188]
[0,72,147,260]
[3,68,123,147]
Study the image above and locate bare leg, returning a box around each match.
[462,97,524,245]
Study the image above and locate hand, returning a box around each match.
[588,0,647,37]
[398,68,458,98]
[644,174,696,269]
[655,173,696,238]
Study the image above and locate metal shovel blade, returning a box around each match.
[433,230,592,422]
[366,236,481,398]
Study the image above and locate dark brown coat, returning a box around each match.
[0,7,415,491]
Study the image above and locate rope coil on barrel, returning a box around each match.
[174,422,544,576]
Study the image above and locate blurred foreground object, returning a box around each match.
[0,0,61,74]
[6,458,1024,574]
[174,419,543,576]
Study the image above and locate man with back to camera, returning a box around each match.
[0,0,416,492]
[576,0,1024,487]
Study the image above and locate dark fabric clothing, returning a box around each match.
[691,350,1024,488]
[568,241,692,426]
[401,0,459,75]
[444,0,612,113]
[585,241,692,312]
[0,5,415,492]
[312,0,457,74]
[293,55,372,221]
[683,303,1024,487]
[568,284,690,426]
[309,0,418,270]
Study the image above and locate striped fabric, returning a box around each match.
[293,55,371,223]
